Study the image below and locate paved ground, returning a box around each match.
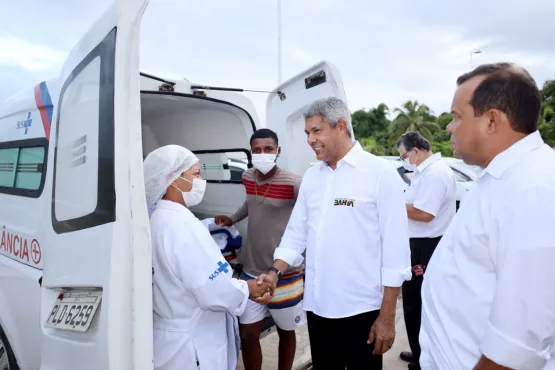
[236,295,410,370]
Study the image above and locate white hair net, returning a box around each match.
[143,145,199,208]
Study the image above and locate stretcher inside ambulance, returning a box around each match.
[0,2,349,369]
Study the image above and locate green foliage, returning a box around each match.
[389,101,441,141]
[353,78,555,155]
[540,79,555,147]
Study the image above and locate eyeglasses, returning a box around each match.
[399,151,412,161]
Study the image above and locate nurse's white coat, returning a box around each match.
[150,200,249,370]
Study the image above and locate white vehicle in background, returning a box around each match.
[0,1,350,369]
[381,156,476,210]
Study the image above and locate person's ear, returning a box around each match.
[337,119,348,134]
[277,147,281,157]
[486,109,504,135]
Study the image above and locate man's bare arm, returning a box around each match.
[369,287,400,354]
[473,356,512,370]
[253,259,290,304]
[380,286,400,317]
[406,204,434,222]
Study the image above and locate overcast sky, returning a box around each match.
[1,0,555,123]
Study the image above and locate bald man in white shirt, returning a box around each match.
[420,63,555,370]
[396,131,456,370]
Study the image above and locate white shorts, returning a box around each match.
[238,271,306,331]
[239,298,306,331]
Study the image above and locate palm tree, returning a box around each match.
[389,101,440,141]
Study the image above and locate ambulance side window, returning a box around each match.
[0,139,47,197]
[51,29,116,234]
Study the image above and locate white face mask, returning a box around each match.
[402,151,417,172]
[252,153,278,175]
[174,177,207,207]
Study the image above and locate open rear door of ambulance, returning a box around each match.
[41,1,152,370]
[265,61,351,177]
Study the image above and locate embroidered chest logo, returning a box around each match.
[209,261,230,281]
[333,198,355,207]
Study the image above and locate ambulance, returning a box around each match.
[0,1,349,369]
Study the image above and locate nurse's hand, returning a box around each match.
[246,279,273,302]
[215,215,233,227]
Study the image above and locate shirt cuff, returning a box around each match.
[381,267,412,287]
[481,321,549,370]
[232,280,250,317]
[274,247,304,267]
[413,202,438,218]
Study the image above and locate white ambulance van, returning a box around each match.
[0,1,349,369]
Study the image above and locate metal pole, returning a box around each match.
[277,0,282,85]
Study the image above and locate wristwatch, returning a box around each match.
[267,267,282,281]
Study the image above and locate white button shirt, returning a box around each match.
[420,131,555,370]
[404,153,456,238]
[274,142,411,318]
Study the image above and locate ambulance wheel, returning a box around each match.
[0,325,19,370]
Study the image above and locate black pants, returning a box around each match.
[402,236,442,368]
[307,310,382,370]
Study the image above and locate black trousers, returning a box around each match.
[402,236,442,368]
[307,310,382,370]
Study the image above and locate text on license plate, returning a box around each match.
[44,290,102,332]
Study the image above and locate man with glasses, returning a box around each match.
[395,131,456,370]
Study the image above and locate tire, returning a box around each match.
[0,325,19,370]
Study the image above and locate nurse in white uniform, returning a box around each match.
[143,145,271,370]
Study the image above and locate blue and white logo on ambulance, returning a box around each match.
[16,112,33,134]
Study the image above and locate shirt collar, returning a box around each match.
[319,141,364,169]
[416,152,442,173]
[156,199,187,212]
[480,131,545,179]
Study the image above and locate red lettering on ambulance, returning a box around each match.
[0,229,41,266]
[31,239,41,264]
[12,233,18,257]
[14,236,20,259]
[21,238,29,262]
[6,232,13,254]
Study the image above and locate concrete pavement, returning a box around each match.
[236,296,410,370]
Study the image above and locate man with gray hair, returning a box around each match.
[257,97,411,369]
[395,131,456,370]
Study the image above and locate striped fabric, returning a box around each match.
[241,169,296,201]
[240,271,304,310]
[231,168,302,277]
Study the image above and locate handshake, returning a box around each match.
[245,273,278,305]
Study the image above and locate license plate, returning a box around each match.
[44,290,102,332]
